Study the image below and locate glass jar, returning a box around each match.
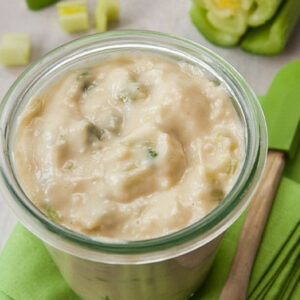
[0,30,267,300]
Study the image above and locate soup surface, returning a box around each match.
[15,54,244,240]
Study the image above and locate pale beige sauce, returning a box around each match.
[15,54,244,240]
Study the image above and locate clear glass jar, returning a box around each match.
[0,31,267,300]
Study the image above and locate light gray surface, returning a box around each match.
[0,0,299,251]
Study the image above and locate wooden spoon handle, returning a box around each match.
[219,150,286,300]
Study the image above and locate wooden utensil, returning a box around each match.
[220,60,300,300]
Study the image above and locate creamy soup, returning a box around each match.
[15,54,244,240]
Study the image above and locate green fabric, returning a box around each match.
[0,225,79,300]
[285,140,300,184]
[259,59,300,158]
[192,177,300,300]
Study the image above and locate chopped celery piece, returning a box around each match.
[191,0,294,53]
[211,188,225,202]
[247,0,283,27]
[86,122,104,144]
[207,9,248,35]
[95,9,108,32]
[95,0,120,32]
[82,82,96,93]
[57,1,89,33]
[147,148,158,159]
[106,0,120,21]
[204,0,242,18]
[190,4,240,47]
[46,205,60,222]
[0,34,31,66]
[26,0,59,10]
[77,70,90,80]
[62,160,74,170]
[242,0,300,55]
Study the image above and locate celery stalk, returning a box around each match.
[26,0,59,10]
[95,0,120,32]
[241,0,300,55]
[57,1,89,33]
[190,4,240,47]
[247,0,283,27]
[107,0,120,21]
[0,34,31,66]
[95,0,108,32]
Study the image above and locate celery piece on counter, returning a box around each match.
[106,0,120,21]
[247,0,283,27]
[95,0,120,32]
[95,2,108,32]
[57,0,89,33]
[190,0,292,52]
[241,0,300,55]
[203,0,249,36]
[26,0,60,10]
[0,34,31,66]
[190,3,240,47]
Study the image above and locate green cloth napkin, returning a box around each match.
[0,224,79,300]
[192,176,300,300]
[0,175,299,300]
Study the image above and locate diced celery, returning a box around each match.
[247,0,283,27]
[95,0,120,32]
[107,0,120,21]
[0,34,31,66]
[86,122,104,144]
[147,148,158,159]
[95,9,108,32]
[45,205,61,222]
[207,10,248,35]
[26,0,59,10]
[57,1,89,33]
[211,187,225,202]
[242,0,300,55]
[190,5,240,47]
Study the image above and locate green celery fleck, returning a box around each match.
[226,159,238,175]
[118,90,136,103]
[87,122,104,142]
[211,188,225,202]
[82,82,96,93]
[77,70,90,80]
[147,148,158,159]
[46,205,60,222]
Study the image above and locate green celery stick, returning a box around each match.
[57,1,89,33]
[26,0,60,10]
[0,34,31,66]
[190,4,240,47]
[241,0,300,55]
[247,0,283,27]
[95,0,120,32]
[207,9,248,36]
[95,0,108,32]
[107,0,120,21]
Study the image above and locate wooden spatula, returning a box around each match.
[220,60,300,300]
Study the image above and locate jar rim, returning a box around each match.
[0,30,267,263]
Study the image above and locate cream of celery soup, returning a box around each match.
[15,54,244,240]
